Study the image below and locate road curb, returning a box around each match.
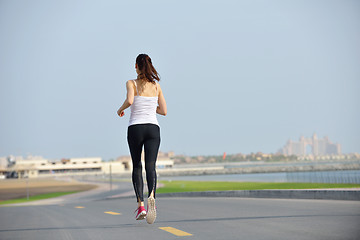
[156,189,360,201]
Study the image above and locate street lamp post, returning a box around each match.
[109,164,112,191]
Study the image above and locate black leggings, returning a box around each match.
[127,124,160,202]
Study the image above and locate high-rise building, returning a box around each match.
[279,134,341,156]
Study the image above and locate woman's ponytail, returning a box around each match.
[136,54,160,83]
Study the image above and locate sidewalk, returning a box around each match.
[2,181,118,206]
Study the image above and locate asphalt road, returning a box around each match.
[1,190,359,240]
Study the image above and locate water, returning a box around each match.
[286,170,360,184]
[173,161,360,169]
[160,170,360,184]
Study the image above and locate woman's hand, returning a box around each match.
[117,109,125,117]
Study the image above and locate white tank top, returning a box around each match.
[128,80,159,126]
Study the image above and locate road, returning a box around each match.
[0,182,359,239]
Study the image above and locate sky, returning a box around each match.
[0,0,359,160]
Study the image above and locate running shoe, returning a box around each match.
[135,206,146,220]
[146,196,156,224]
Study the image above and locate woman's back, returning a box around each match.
[128,79,159,126]
[132,79,158,97]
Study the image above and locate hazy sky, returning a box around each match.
[1,0,359,160]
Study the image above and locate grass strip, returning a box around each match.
[0,191,78,205]
[157,181,360,193]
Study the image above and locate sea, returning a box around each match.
[160,169,360,184]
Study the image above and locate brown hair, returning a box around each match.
[136,54,160,83]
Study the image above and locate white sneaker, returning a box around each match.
[146,197,156,224]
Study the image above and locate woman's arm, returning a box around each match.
[117,81,135,117]
[156,83,167,116]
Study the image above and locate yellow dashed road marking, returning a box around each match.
[75,206,84,208]
[104,211,122,215]
[159,227,192,236]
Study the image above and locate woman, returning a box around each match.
[117,54,167,224]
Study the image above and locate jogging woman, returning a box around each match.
[117,54,167,224]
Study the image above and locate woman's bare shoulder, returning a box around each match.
[125,80,137,91]
[156,82,163,93]
[126,79,137,85]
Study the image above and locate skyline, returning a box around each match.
[1,0,359,160]
[0,133,355,160]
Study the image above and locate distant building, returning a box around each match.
[279,134,341,156]
[4,157,125,178]
[1,151,174,178]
